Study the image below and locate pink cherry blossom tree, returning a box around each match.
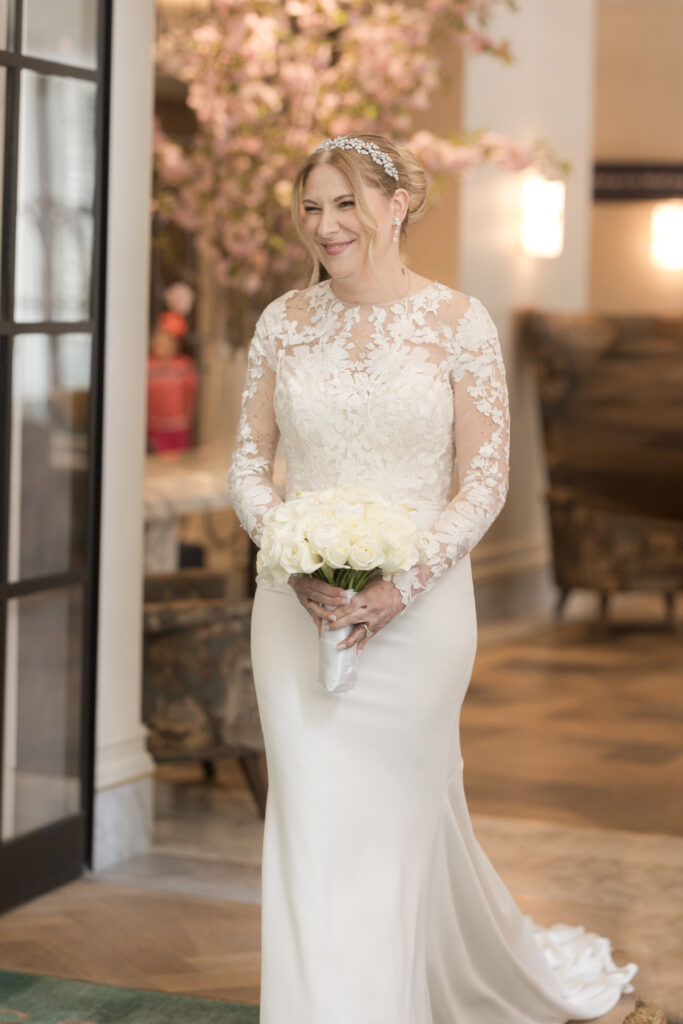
[154,0,565,330]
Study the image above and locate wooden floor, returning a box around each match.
[0,882,262,1005]
[463,614,683,835]
[0,600,681,1022]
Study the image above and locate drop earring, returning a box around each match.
[393,216,401,243]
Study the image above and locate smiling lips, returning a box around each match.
[321,240,354,256]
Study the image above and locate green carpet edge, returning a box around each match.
[0,967,260,1016]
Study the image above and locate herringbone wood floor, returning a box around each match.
[0,882,262,1004]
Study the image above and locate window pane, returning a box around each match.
[2,587,83,840]
[22,0,97,69]
[0,0,14,51]
[14,71,97,322]
[8,333,92,581]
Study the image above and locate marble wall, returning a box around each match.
[92,775,153,872]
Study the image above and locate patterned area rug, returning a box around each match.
[0,970,259,1023]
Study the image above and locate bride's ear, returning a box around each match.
[391,187,410,222]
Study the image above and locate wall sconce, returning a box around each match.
[520,173,566,259]
[650,201,683,271]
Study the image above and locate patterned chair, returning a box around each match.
[519,310,683,626]
[142,569,268,814]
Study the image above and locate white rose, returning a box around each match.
[271,498,308,523]
[259,526,283,569]
[381,541,420,573]
[280,540,322,575]
[256,548,289,585]
[321,539,351,569]
[334,501,366,522]
[380,512,419,548]
[339,515,367,541]
[284,511,318,542]
[348,535,386,571]
[306,517,344,556]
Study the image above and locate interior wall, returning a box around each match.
[591,203,683,316]
[456,0,596,621]
[594,0,683,163]
[404,42,462,287]
[591,0,683,314]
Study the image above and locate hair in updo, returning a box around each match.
[291,132,428,283]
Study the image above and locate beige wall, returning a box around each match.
[591,0,683,314]
[405,45,462,288]
[591,202,683,315]
[456,0,597,621]
[594,0,683,163]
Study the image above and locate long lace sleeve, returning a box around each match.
[385,299,510,607]
[227,310,283,545]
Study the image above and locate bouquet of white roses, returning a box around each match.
[256,486,423,694]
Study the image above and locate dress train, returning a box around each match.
[427,763,636,1023]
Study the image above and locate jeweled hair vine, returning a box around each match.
[312,136,400,181]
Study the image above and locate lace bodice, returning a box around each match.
[228,278,510,607]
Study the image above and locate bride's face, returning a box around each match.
[301,163,394,281]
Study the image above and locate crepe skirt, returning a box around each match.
[250,507,637,1024]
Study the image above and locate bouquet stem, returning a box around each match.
[312,567,374,591]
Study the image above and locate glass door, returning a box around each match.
[0,0,109,912]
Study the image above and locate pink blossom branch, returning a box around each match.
[153,0,566,308]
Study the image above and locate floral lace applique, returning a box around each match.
[228,279,510,605]
[227,299,293,545]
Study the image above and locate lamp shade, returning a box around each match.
[650,201,683,271]
[520,173,565,259]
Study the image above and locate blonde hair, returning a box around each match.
[291,132,428,284]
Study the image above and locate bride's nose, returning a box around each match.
[317,206,341,239]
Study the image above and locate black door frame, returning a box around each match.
[0,0,112,913]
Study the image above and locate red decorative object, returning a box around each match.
[147,283,199,454]
[147,351,198,453]
[158,310,189,337]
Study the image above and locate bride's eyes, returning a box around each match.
[302,201,355,214]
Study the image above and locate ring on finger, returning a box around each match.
[362,623,374,639]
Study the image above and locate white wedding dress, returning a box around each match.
[228,279,637,1024]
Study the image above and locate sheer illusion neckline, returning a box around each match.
[323,277,436,310]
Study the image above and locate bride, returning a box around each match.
[228,132,637,1023]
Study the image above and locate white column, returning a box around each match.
[457,0,596,620]
[92,0,156,869]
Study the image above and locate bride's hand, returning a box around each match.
[327,575,404,653]
[288,575,353,637]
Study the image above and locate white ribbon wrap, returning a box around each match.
[317,588,359,695]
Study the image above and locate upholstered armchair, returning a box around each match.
[142,569,267,815]
[519,310,683,626]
